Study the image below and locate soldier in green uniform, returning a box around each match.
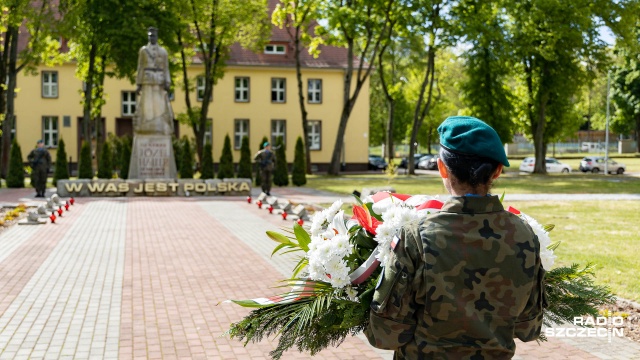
[366,116,546,359]
[27,139,52,198]
[254,142,275,196]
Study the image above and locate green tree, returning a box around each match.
[6,140,24,188]
[175,0,269,163]
[612,36,640,152]
[120,136,132,179]
[217,134,234,179]
[237,136,252,180]
[273,137,288,186]
[78,141,93,179]
[0,0,60,178]
[323,0,398,174]
[273,0,320,174]
[455,0,514,144]
[180,136,194,178]
[505,0,633,173]
[53,138,69,185]
[173,137,182,173]
[403,0,456,175]
[255,136,268,186]
[97,141,113,179]
[292,136,306,186]
[200,142,214,179]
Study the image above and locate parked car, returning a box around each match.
[368,155,388,170]
[579,157,626,174]
[399,153,427,169]
[417,155,435,169]
[425,155,439,170]
[519,157,572,173]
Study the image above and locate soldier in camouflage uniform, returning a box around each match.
[254,142,275,196]
[365,116,546,359]
[27,139,52,198]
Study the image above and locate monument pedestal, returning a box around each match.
[128,134,177,179]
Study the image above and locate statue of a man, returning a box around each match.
[134,27,174,135]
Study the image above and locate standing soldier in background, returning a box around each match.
[27,139,52,198]
[254,142,275,196]
[366,116,546,358]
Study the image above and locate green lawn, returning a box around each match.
[508,200,640,302]
[306,172,640,195]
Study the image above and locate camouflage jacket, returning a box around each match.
[365,195,546,359]
[254,149,275,171]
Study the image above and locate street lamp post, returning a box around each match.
[605,70,611,175]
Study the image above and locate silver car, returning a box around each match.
[579,157,626,174]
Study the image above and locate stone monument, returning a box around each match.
[128,27,177,179]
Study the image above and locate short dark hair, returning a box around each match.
[439,147,500,187]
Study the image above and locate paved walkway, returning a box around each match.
[0,187,638,359]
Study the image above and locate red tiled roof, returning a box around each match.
[226,0,349,69]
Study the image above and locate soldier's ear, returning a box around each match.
[437,158,448,179]
[492,164,503,180]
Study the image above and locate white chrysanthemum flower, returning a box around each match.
[308,236,324,253]
[331,234,352,258]
[330,275,350,289]
[325,199,343,222]
[315,241,334,264]
[307,261,326,281]
[344,286,359,302]
[374,223,395,244]
[381,207,399,224]
[520,213,556,269]
[396,207,419,227]
[310,212,326,236]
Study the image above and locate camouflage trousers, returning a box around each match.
[261,169,272,193]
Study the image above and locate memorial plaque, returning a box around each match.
[128,135,177,179]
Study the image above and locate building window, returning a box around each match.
[308,79,322,104]
[271,120,286,146]
[204,119,213,145]
[42,116,59,147]
[122,91,136,116]
[264,44,286,55]
[42,71,58,98]
[234,119,249,150]
[307,120,321,150]
[196,76,212,102]
[271,78,286,103]
[235,77,250,102]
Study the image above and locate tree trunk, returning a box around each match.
[5,25,19,164]
[0,26,14,178]
[636,114,640,153]
[386,101,395,160]
[294,27,312,174]
[93,56,107,161]
[83,42,97,157]
[533,64,549,174]
[408,47,436,175]
[328,40,355,176]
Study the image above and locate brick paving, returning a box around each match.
[0,187,638,359]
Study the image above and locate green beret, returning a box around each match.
[437,116,510,167]
[263,142,270,147]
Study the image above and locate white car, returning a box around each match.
[519,157,571,173]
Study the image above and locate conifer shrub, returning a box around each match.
[53,138,69,186]
[6,139,25,188]
[273,136,289,186]
[217,134,234,179]
[120,136,132,179]
[237,136,252,180]
[180,136,194,179]
[292,136,307,186]
[97,141,113,179]
[78,141,93,179]
[200,142,214,179]
[173,137,182,173]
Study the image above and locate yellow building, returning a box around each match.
[13,17,370,173]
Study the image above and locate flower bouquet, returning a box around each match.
[226,193,613,359]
